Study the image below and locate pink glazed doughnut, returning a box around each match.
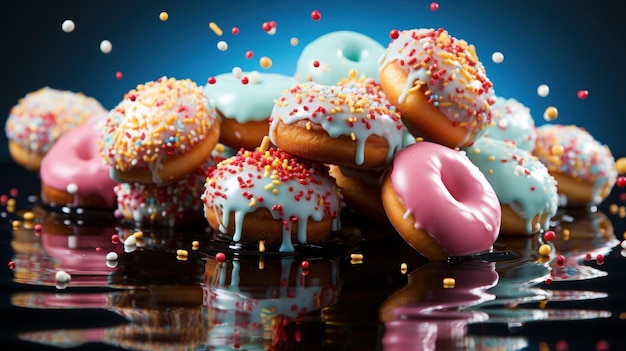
[40,117,118,210]
[381,141,501,260]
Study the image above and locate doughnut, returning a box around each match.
[203,70,296,150]
[202,142,344,252]
[5,86,107,171]
[381,141,501,260]
[378,28,495,148]
[100,76,220,185]
[328,164,389,224]
[269,79,404,170]
[474,96,537,152]
[39,117,118,210]
[114,144,231,227]
[464,137,559,235]
[533,124,617,206]
[295,30,385,85]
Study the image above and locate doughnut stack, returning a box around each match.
[99,76,223,227]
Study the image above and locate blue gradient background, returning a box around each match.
[2,0,625,166]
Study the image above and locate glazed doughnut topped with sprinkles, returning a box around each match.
[202,146,343,252]
[100,76,219,184]
[379,28,495,130]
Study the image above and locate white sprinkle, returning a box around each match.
[55,270,71,283]
[100,40,112,54]
[217,40,228,51]
[514,165,525,176]
[66,183,78,194]
[124,235,137,246]
[61,19,75,33]
[249,70,262,84]
[537,84,549,97]
[106,252,119,261]
[266,27,277,35]
[621,240,626,249]
[485,224,493,231]
[491,51,504,64]
[106,260,118,269]
[231,66,243,79]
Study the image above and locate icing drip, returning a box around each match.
[202,148,343,252]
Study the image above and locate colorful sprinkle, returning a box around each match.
[259,56,272,69]
[159,11,169,21]
[389,29,400,40]
[100,40,112,54]
[209,21,223,36]
[543,106,558,121]
[491,51,504,63]
[443,277,455,288]
[539,244,551,256]
[61,19,75,33]
[290,37,299,46]
[537,84,550,97]
[311,10,322,21]
[245,50,254,59]
[217,40,228,51]
[115,71,123,80]
[231,27,239,35]
[543,230,556,242]
[430,2,439,11]
[577,89,589,100]
[216,252,226,262]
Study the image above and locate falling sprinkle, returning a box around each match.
[616,176,626,187]
[217,40,228,51]
[232,66,243,78]
[216,252,226,262]
[577,89,589,100]
[209,22,223,36]
[311,10,322,21]
[491,51,504,64]
[8,261,15,270]
[543,230,556,242]
[159,11,169,21]
[61,19,75,33]
[543,106,558,121]
[537,84,550,97]
[262,21,277,35]
[389,29,400,40]
[115,71,123,80]
[290,37,299,46]
[100,40,112,54]
[400,262,408,274]
[616,158,626,174]
[301,260,309,269]
[259,56,272,69]
[430,2,440,11]
[207,76,216,84]
[245,50,254,59]
[231,27,240,35]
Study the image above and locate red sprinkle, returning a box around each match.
[389,29,400,40]
[8,261,15,270]
[216,252,226,262]
[313,60,320,68]
[301,260,309,269]
[545,278,552,285]
[115,71,123,80]
[207,76,217,85]
[430,2,439,11]
[241,76,249,85]
[577,90,589,100]
[10,188,18,197]
[245,50,254,59]
[616,176,626,188]
[556,255,565,266]
[310,10,321,21]
[111,234,120,244]
[543,230,556,242]
[231,27,240,35]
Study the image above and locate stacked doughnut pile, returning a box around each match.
[4,28,618,261]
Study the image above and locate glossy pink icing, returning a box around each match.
[389,142,500,256]
[40,117,118,208]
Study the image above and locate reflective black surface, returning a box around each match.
[2,161,626,351]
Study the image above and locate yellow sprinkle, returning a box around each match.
[159,12,169,21]
[7,198,16,207]
[22,211,34,221]
[487,155,495,161]
[249,198,257,207]
[176,249,189,257]
[562,229,570,240]
[443,278,456,288]
[400,263,408,274]
[543,106,558,121]
[551,144,564,156]
[472,148,481,154]
[11,220,21,230]
[192,241,200,250]
[133,230,144,238]
[264,183,274,190]
[350,132,356,141]
[487,169,494,175]
[257,136,270,153]
[290,37,299,46]
[305,121,312,130]
[208,22,223,36]
[259,240,266,253]
[616,157,626,174]
[259,56,272,69]
[272,189,279,195]
[350,253,363,260]
[538,244,551,256]
[259,256,265,269]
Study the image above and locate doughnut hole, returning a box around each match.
[337,44,366,62]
